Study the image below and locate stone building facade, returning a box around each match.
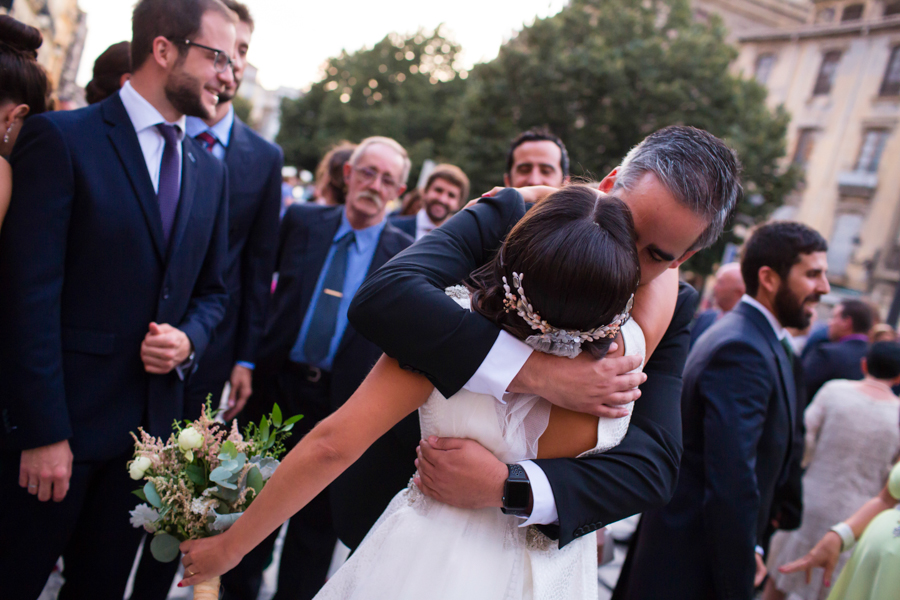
[734,0,900,309]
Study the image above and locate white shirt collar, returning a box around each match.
[740,295,787,340]
[416,208,437,233]
[119,80,187,139]
[185,105,234,147]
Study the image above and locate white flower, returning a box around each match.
[178,427,203,453]
[129,503,160,532]
[129,456,152,480]
[190,496,217,516]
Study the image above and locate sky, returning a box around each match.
[75,0,568,91]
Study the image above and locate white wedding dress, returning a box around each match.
[314,289,646,600]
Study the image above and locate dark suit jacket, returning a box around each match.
[388,214,416,238]
[802,338,867,401]
[689,308,719,348]
[186,117,283,412]
[349,188,698,548]
[614,302,799,600]
[0,94,228,461]
[253,203,416,549]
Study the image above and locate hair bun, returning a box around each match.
[0,15,43,59]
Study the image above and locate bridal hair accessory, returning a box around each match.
[502,272,633,358]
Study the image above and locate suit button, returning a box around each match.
[163,286,170,300]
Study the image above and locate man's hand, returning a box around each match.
[779,530,842,586]
[414,436,508,509]
[509,350,645,418]
[483,185,558,204]
[223,365,253,421]
[19,439,73,502]
[141,322,192,374]
[754,551,767,587]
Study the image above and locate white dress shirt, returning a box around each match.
[739,294,787,340]
[414,208,437,241]
[118,81,187,193]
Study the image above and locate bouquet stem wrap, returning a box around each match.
[193,576,220,600]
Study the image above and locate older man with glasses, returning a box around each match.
[222,136,416,600]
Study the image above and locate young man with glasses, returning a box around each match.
[223,137,415,600]
[0,1,236,598]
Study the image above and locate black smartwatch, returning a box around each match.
[501,463,531,517]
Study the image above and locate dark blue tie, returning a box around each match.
[302,231,356,364]
[155,124,181,246]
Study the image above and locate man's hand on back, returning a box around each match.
[509,350,645,418]
[414,436,508,510]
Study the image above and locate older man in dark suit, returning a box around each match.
[614,221,830,600]
[802,298,873,400]
[222,136,414,600]
[0,1,235,598]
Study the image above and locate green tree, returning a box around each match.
[232,95,253,125]
[446,0,800,275]
[276,27,468,187]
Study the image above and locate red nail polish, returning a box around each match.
[177,582,183,588]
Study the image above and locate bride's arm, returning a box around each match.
[631,268,679,360]
[178,356,434,586]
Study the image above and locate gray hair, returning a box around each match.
[612,126,742,252]
[349,136,412,186]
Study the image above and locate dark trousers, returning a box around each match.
[0,447,144,600]
[221,364,338,600]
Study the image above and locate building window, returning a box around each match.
[754,54,776,85]
[793,129,816,167]
[886,1,900,16]
[841,3,864,21]
[813,51,841,96]
[815,7,836,23]
[827,213,864,278]
[880,46,900,95]
[855,130,889,172]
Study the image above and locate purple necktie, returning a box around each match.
[155,123,181,247]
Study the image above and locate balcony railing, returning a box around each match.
[837,170,879,197]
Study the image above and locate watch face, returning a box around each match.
[505,480,530,510]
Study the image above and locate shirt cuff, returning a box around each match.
[755,545,765,557]
[174,351,196,381]
[236,361,255,370]
[516,460,558,527]
[462,330,532,403]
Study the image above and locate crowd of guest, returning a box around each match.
[1,1,899,599]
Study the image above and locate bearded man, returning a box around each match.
[390,163,470,240]
[614,221,830,600]
[0,0,235,598]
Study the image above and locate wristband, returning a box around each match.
[829,522,856,552]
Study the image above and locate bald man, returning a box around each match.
[690,263,745,347]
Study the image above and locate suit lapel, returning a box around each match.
[102,96,166,263]
[224,119,253,187]
[165,144,198,263]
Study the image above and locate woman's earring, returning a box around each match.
[3,125,11,145]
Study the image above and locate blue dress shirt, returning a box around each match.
[185,106,234,161]
[289,213,387,371]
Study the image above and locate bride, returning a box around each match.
[179,184,675,598]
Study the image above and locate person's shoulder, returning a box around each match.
[284,202,337,225]
[383,219,415,248]
[0,155,11,179]
[669,280,699,326]
[467,188,527,223]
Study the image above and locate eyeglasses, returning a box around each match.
[353,166,400,191]
[168,38,233,73]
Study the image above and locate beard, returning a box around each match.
[773,284,820,329]
[218,75,242,105]
[165,68,211,119]
[425,200,451,224]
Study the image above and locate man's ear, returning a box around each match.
[756,265,781,296]
[395,184,407,199]
[152,36,177,69]
[343,162,353,186]
[669,249,698,269]
[503,173,511,187]
[597,169,618,193]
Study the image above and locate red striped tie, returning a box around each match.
[195,131,217,153]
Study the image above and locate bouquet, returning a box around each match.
[128,401,301,599]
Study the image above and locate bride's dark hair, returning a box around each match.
[470,184,640,357]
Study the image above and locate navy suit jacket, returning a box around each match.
[689,308,719,348]
[350,188,698,548]
[388,214,416,239]
[252,203,416,548]
[615,302,799,600]
[187,117,282,410]
[802,338,867,401]
[0,94,229,461]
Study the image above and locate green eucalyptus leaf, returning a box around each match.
[150,533,181,563]
[132,488,148,502]
[247,465,264,494]
[143,482,162,508]
[260,417,270,441]
[185,463,206,486]
[272,404,282,428]
[283,415,303,427]
[211,484,239,503]
[218,440,237,461]
[221,459,239,473]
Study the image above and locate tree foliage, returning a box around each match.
[277,27,467,187]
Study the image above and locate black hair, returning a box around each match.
[867,341,900,380]
[131,0,233,69]
[470,185,640,357]
[86,41,131,104]
[837,299,874,335]
[741,221,828,297]
[0,15,50,116]
[505,127,570,179]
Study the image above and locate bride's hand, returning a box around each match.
[483,185,557,204]
[177,533,244,588]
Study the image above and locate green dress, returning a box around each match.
[827,461,900,600]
